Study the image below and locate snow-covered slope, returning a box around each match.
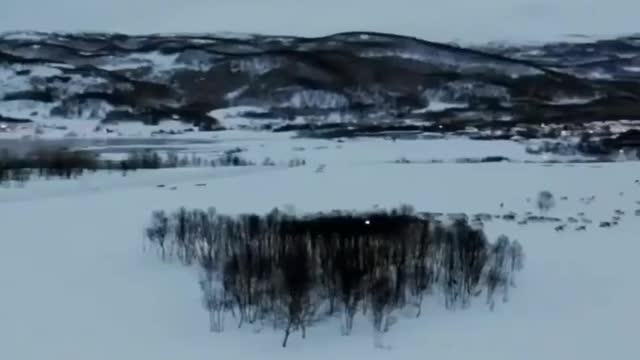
[3,30,640,143]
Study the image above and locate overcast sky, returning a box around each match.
[1,0,639,43]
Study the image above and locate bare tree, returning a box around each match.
[279,239,315,347]
[369,274,393,349]
[146,210,169,260]
[200,277,228,333]
[536,190,556,214]
[484,235,521,310]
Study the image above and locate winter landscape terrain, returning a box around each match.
[2,2,640,359]
[1,132,639,360]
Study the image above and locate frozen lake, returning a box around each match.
[0,138,215,155]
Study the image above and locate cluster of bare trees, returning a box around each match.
[144,206,524,348]
[0,148,99,184]
[1,147,302,185]
[106,150,256,173]
[0,147,191,184]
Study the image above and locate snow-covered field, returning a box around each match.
[1,132,639,359]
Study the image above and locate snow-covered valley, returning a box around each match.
[1,132,639,359]
[3,3,640,357]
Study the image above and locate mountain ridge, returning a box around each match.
[2,30,640,140]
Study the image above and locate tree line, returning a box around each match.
[1,147,304,185]
[144,205,524,348]
[0,148,98,183]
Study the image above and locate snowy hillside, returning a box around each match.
[3,30,640,148]
[2,6,640,358]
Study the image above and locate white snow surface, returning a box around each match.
[96,52,180,71]
[415,101,467,113]
[546,96,600,105]
[0,66,34,98]
[0,100,57,120]
[59,131,595,164]
[208,106,290,130]
[1,133,639,359]
[0,117,202,140]
[2,1,640,44]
